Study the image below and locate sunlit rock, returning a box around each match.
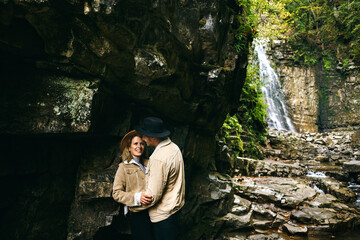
[282,222,308,235]
[0,74,99,133]
[231,195,252,216]
[270,41,360,132]
[343,160,360,172]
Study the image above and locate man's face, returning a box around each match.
[142,135,153,147]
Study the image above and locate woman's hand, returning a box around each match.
[140,193,153,205]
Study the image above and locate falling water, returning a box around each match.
[254,39,296,132]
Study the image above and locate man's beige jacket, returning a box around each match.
[137,138,185,223]
[112,159,148,212]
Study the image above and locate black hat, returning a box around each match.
[135,117,170,138]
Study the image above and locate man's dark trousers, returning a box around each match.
[153,211,180,240]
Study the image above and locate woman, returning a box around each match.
[112,130,154,240]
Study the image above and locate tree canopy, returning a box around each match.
[253,0,360,66]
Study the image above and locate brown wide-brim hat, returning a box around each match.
[120,130,138,153]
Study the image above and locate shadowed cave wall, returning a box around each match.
[0,0,251,239]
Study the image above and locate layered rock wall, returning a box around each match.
[270,40,360,132]
[320,68,360,130]
[278,65,318,133]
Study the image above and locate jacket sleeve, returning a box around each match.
[132,158,169,210]
[146,158,168,204]
[112,164,140,207]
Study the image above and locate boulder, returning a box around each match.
[343,160,360,173]
[283,222,308,235]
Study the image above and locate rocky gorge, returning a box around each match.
[214,128,360,240]
[1,1,360,240]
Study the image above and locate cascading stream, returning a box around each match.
[254,39,296,132]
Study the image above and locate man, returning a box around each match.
[134,116,185,240]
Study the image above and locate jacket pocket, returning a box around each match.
[125,168,139,175]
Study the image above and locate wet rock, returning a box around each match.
[330,154,341,161]
[342,148,352,155]
[307,225,333,238]
[354,151,360,160]
[134,48,169,78]
[252,204,277,220]
[316,155,329,162]
[314,139,325,145]
[247,233,283,240]
[252,219,273,231]
[306,193,337,208]
[351,131,360,148]
[182,172,235,240]
[207,173,234,201]
[236,157,306,177]
[282,222,308,235]
[216,142,238,176]
[272,212,289,229]
[221,211,253,230]
[291,207,337,225]
[229,167,360,238]
[67,199,121,240]
[230,129,360,240]
[316,177,356,202]
[234,177,317,208]
[317,146,329,155]
[291,210,313,224]
[325,136,335,147]
[232,195,252,216]
[215,233,247,240]
[343,160,360,172]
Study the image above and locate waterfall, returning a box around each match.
[254,39,296,132]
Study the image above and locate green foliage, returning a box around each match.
[293,47,319,65]
[235,24,254,52]
[342,58,350,70]
[323,55,335,70]
[250,0,360,66]
[218,60,267,159]
[234,0,258,53]
[252,0,293,39]
[218,0,268,162]
[286,0,360,65]
[237,61,267,158]
[219,114,244,156]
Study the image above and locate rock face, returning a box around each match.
[0,1,250,240]
[214,129,360,240]
[270,40,360,132]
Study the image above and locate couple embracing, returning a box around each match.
[112,117,185,240]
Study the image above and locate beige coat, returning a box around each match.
[112,159,148,212]
[135,138,185,223]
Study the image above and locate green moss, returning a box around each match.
[199,18,207,27]
[51,78,99,130]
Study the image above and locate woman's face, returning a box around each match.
[129,136,145,158]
